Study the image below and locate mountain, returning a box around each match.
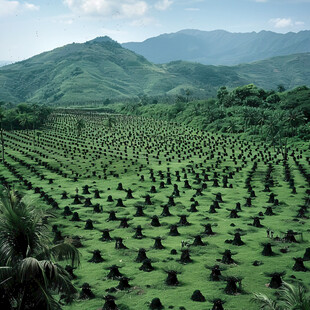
[0,37,176,104]
[0,37,309,104]
[122,29,310,65]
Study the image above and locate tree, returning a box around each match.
[0,108,4,162]
[185,89,192,102]
[217,86,231,107]
[3,109,18,130]
[264,112,287,154]
[232,84,260,105]
[0,188,80,309]
[139,94,149,106]
[266,93,281,104]
[103,98,111,105]
[226,120,238,133]
[285,110,306,136]
[240,107,257,131]
[175,95,187,104]
[75,118,85,138]
[277,84,286,93]
[17,113,34,129]
[252,282,310,310]
[105,116,116,129]
[256,109,269,135]
[244,96,262,107]
[16,103,32,114]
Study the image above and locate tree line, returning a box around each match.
[0,103,52,162]
[118,84,310,150]
[0,103,52,131]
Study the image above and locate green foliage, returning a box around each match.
[0,188,79,309]
[75,118,85,137]
[1,103,52,130]
[117,84,309,143]
[252,282,310,310]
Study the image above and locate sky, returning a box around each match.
[0,0,309,61]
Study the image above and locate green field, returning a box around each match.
[0,111,309,310]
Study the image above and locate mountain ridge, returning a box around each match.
[122,29,310,65]
[0,37,309,104]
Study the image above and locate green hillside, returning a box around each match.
[0,37,309,105]
[0,37,175,104]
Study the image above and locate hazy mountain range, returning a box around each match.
[123,29,310,65]
[0,36,309,104]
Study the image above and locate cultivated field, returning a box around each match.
[0,110,309,310]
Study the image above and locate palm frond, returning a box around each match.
[251,293,280,310]
[279,282,310,310]
[31,279,62,310]
[19,257,43,282]
[0,190,51,264]
[0,266,13,284]
[0,189,79,309]
[50,243,80,267]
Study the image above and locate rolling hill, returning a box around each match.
[0,36,309,104]
[123,29,310,65]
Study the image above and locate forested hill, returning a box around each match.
[0,36,309,105]
[123,29,310,65]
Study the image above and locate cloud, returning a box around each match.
[0,0,39,16]
[63,0,148,19]
[154,0,173,11]
[269,17,306,29]
[24,2,39,11]
[0,0,19,16]
[269,18,293,28]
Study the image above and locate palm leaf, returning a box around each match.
[50,243,80,267]
[279,282,310,310]
[19,257,43,282]
[251,292,280,310]
[0,189,79,309]
[0,266,13,284]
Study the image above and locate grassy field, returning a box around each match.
[0,111,309,310]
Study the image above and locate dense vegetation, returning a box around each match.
[0,36,309,104]
[0,103,52,130]
[0,110,309,310]
[0,189,80,310]
[123,29,310,65]
[117,85,310,147]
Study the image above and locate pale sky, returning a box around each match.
[0,0,309,61]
